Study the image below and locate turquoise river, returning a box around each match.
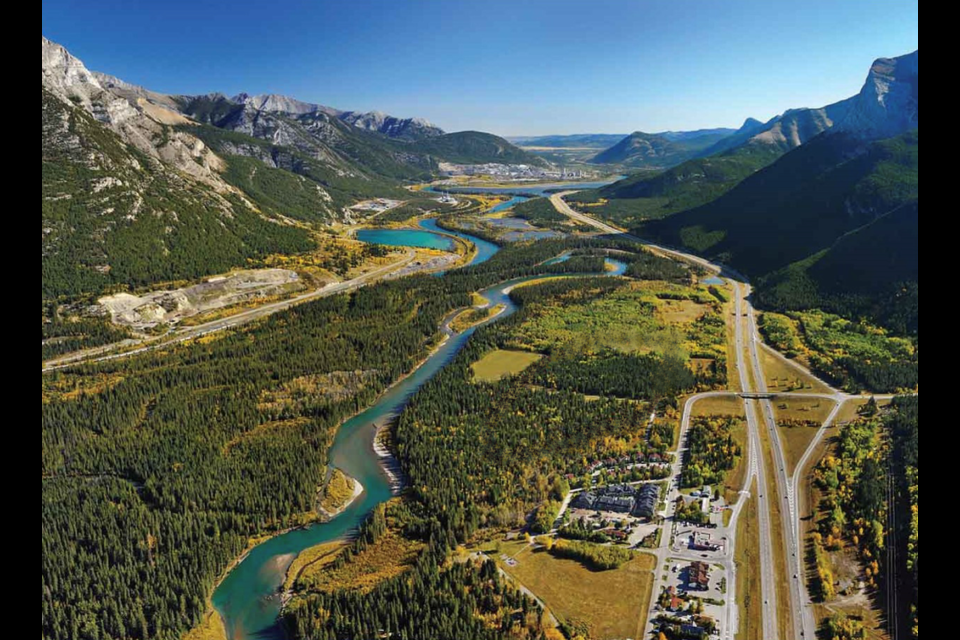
[212,221,624,639]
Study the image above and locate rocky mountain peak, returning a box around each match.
[234,93,340,117]
[42,36,104,101]
[838,50,918,140]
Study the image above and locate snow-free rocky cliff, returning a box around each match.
[838,50,918,140]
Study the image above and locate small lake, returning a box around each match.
[355,229,456,252]
[701,276,725,286]
[418,219,500,266]
[487,196,529,213]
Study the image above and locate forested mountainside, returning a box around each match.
[579,51,918,332]
[647,131,918,278]
[758,200,918,334]
[41,86,312,299]
[41,36,543,301]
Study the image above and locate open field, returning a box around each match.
[692,395,746,418]
[777,421,824,476]
[836,397,892,424]
[725,419,749,505]
[496,542,656,640]
[760,347,834,395]
[736,480,762,640]
[773,398,837,474]
[508,281,727,364]
[725,300,743,393]
[472,349,543,382]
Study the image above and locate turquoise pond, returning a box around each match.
[354,228,456,251]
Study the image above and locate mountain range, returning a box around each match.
[509,134,630,149]
[41,36,543,299]
[605,50,918,330]
[586,51,917,172]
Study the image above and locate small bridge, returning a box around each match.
[738,393,776,400]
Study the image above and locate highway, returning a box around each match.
[549,192,810,640]
[733,282,782,640]
[741,284,816,639]
[42,251,419,373]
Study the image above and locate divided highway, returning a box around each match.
[550,192,814,640]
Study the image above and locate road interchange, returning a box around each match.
[548,191,916,640]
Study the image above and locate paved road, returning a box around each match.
[733,283,782,640]
[550,193,789,640]
[741,284,818,639]
[42,252,418,373]
[551,194,920,639]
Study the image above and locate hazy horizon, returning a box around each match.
[42,0,918,137]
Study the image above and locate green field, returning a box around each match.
[471,349,543,382]
[496,542,656,640]
[759,346,834,395]
[773,399,837,474]
[692,395,746,418]
[506,281,726,364]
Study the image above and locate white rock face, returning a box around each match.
[42,36,230,186]
[838,51,918,140]
[232,93,443,139]
[234,93,340,117]
[41,36,102,101]
[339,110,443,139]
[751,97,856,148]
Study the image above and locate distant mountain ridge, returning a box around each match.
[700,99,856,158]
[590,128,736,169]
[229,93,445,140]
[576,50,918,330]
[509,134,629,149]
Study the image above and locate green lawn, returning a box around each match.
[471,350,543,382]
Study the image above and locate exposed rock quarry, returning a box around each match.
[97,269,303,329]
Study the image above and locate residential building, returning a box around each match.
[633,484,660,519]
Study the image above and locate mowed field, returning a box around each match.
[496,542,656,640]
[759,346,834,395]
[736,481,762,640]
[773,398,838,475]
[472,349,543,382]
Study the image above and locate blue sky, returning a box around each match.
[42,0,918,136]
